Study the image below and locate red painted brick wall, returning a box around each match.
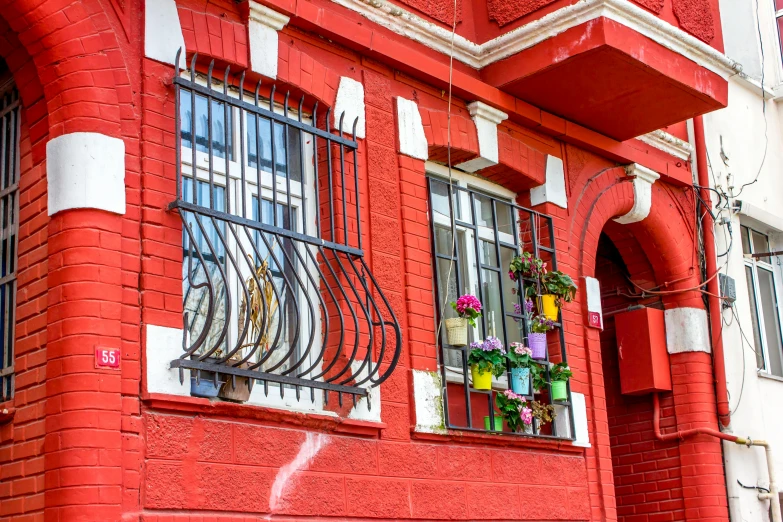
[596,230,687,522]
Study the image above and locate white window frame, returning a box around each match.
[427,162,517,388]
[742,223,783,377]
[180,76,324,411]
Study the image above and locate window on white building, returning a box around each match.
[741,225,783,377]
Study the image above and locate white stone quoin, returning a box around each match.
[145,325,190,396]
[584,276,603,329]
[664,307,711,354]
[530,155,567,209]
[333,77,366,138]
[248,1,290,79]
[396,97,428,160]
[614,163,660,224]
[47,132,126,216]
[144,0,187,68]
[455,101,508,172]
[412,369,446,433]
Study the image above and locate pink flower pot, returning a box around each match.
[528,332,547,359]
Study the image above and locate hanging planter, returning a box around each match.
[540,294,559,321]
[550,362,573,402]
[446,294,482,347]
[495,389,534,433]
[528,333,547,359]
[445,317,468,346]
[468,337,506,390]
[510,367,531,395]
[506,343,533,395]
[483,415,504,431]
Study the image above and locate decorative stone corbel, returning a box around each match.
[455,101,508,172]
[530,155,567,209]
[144,0,187,68]
[248,1,290,79]
[614,163,660,224]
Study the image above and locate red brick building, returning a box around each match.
[0,0,748,521]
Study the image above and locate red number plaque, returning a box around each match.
[95,348,121,369]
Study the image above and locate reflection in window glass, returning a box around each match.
[745,266,765,370]
[180,91,233,160]
[758,269,783,376]
[247,115,302,181]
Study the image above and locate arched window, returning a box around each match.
[0,74,20,402]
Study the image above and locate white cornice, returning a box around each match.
[637,130,692,161]
[331,0,740,77]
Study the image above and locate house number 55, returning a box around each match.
[95,348,121,370]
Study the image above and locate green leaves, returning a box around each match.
[541,270,578,305]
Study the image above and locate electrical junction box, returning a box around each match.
[615,307,672,395]
[719,273,736,308]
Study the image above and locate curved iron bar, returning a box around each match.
[171,53,402,399]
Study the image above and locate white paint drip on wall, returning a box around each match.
[268,432,329,512]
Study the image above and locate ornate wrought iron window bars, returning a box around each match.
[170,51,402,404]
[428,173,575,439]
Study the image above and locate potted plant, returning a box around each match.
[483,414,504,432]
[531,362,546,394]
[528,314,555,359]
[549,362,572,402]
[506,342,534,395]
[540,270,578,320]
[495,389,534,433]
[445,294,482,347]
[468,336,506,390]
[508,252,546,281]
[530,400,556,427]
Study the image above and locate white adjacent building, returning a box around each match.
[704,0,783,519]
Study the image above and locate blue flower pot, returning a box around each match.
[190,371,224,398]
[511,367,530,395]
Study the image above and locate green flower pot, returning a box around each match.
[484,415,503,431]
[551,380,568,401]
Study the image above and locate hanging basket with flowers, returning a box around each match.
[506,343,534,395]
[528,314,555,359]
[445,294,482,346]
[467,336,506,390]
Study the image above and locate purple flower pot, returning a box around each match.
[528,332,547,359]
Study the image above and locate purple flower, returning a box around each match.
[525,299,534,313]
[482,336,505,353]
[455,294,482,316]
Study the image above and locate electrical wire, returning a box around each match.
[433,0,461,353]
[734,0,768,198]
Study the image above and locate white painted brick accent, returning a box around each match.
[248,1,289,79]
[584,276,603,329]
[665,307,711,354]
[530,155,567,209]
[144,0,187,68]
[47,132,126,216]
[413,369,446,433]
[396,97,428,160]
[145,325,189,396]
[333,77,366,139]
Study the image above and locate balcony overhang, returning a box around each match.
[481,17,728,140]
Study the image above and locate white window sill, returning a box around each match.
[757,370,783,384]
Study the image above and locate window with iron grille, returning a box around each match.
[427,164,574,438]
[741,224,783,377]
[0,82,19,403]
[171,52,402,407]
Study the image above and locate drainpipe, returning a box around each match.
[653,393,781,521]
[692,115,731,428]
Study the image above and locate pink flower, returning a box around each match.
[508,270,516,282]
[520,406,533,425]
[514,345,532,356]
[455,294,482,315]
[503,389,521,400]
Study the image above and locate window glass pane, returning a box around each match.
[752,230,770,258]
[430,179,456,221]
[474,193,495,230]
[434,225,454,256]
[247,117,300,181]
[481,269,502,339]
[179,91,232,160]
[758,268,783,376]
[496,201,514,238]
[745,266,766,370]
[501,246,521,313]
[479,240,497,267]
[741,225,751,255]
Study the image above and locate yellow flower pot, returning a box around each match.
[471,364,493,390]
[541,294,559,321]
